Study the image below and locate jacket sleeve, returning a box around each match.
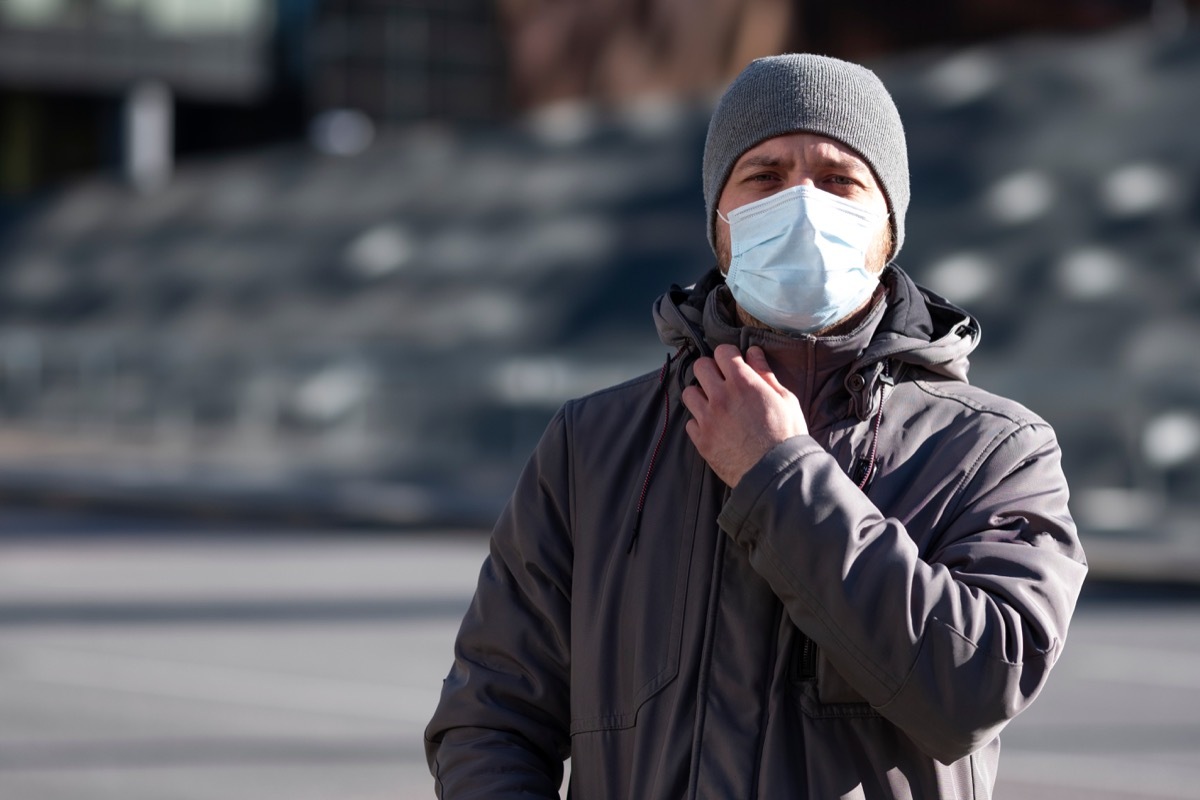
[717,419,1087,765]
[424,408,573,798]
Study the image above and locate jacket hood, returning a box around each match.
[652,265,980,384]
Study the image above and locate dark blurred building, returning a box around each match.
[309,0,507,125]
[4,0,1197,199]
[1,0,1199,551]
[0,0,298,197]
[497,0,1200,108]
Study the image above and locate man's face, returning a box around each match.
[714,132,892,274]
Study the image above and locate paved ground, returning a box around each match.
[1,511,1198,799]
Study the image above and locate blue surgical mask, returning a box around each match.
[719,185,886,334]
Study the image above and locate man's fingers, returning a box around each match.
[712,344,745,374]
[744,345,770,373]
[746,346,790,398]
[680,384,707,420]
[695,345,792,410]
[691,356,723,389]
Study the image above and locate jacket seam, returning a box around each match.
[943,426,1012,526]
[687,529,728,800]
[879,616,1059,717]
[428,733,446,798]
[936,616,1060,667]
[749,601,784,797]
[563,401,579,544]
[913,379,1040,427]
[571,712,636,733]
[572,368,663,403]
[943,422,1045,531]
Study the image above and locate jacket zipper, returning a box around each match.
[798,634,817,681]
[749,602,785,799]
[687,484,729,800]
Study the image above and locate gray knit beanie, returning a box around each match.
[703,53,909,260]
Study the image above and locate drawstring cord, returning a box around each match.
[854,361,892,491]
[627,348,682,554]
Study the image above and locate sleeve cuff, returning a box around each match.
[717,434,825,545]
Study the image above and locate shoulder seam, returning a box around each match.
[911,379,1043,428]
[562,401,578,542]
[578,368,663,401]
[943,419,1054,525]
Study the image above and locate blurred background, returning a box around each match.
[1,1,1200,798]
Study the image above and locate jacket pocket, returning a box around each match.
[568,452,706,734]
[790,637,882,719]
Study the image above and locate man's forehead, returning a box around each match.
[733,133,870,171]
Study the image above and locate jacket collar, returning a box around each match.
[653,264,981,422]
[699,282,888,430]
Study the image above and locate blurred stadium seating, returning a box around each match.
[0,24,1197,565]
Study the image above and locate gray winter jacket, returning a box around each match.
[426,266,1087,799]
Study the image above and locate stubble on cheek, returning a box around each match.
[715,221,732,275]
[866,223,894,275]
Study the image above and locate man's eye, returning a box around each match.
[827,174,854,186]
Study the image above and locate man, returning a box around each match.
[426,53,1087,799]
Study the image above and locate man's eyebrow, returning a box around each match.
[732,154,785,172]
[812,152,872,176]
[732,151,872,176]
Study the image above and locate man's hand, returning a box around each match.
[681,344,808,487]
